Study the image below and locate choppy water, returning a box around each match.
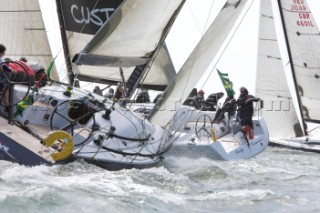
[1,147,320,213]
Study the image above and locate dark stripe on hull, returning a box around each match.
[269,141,320,154]
[0,133,52,166]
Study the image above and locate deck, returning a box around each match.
[0,115,55,163]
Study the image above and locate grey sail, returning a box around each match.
[151,0,249,127]
[278,0,320,127]
[255,0,303,138]
[258,0,320,152]
[60,0,180,91]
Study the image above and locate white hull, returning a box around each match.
[0,83,173,170]
[166,116,269,160]
[0,83,269,169]
[269,136,320,153]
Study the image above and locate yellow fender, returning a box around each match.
[44,130,74,162]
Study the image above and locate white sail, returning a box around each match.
[61,0,181,90]
[0,0,58,81]
[255,0,303,138]
[278,0,320,126]
[151,0,249,127]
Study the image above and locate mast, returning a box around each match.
[277,0,307,135]
[55,0,74,85]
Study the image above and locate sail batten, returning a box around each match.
[278,0,320,129]
[255,0,303,138]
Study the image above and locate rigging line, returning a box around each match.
[187,0,215,36]
[61,0,100,50]
[200,0,255,89]
[201,1,215,36]
[307,124,320,134]
[187,3,201,33]
[54,0,102,83]
[58,0,108,74]
[41,0,67,81]
[178,0,216,101]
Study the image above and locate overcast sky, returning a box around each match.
[166,0,320,97]
[40,0,320,98]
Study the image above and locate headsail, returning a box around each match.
[0,0,58,81]
[277,0,320,133]
[60,0,181,90]
[255,0,303,138]
[151,0,249,127]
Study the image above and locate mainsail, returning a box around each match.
[255,0,303,138]
[0,0,58,81]
[151,0,249,127]
[59,0,180,91]
[277,0,320,134]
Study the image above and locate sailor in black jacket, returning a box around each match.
[236,87,260,128]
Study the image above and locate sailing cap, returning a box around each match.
[240,87,248,95]
[198,90,205,94]
[20,57,27,62]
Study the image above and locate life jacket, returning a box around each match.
[237,94,254,113]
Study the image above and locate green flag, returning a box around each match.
[46,55,57,80]
[217,69,235,97]
[14,94,34,117]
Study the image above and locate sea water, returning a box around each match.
[0,147,320,213]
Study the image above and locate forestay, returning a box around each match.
[0,0,58,81]
[63,0,182,90]
[255,0,303,138]
[151,0,249,127]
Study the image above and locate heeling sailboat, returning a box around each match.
[0,0,185,170]
[65,0,186,169]
[151,0,269,161]
[256,0,320,152]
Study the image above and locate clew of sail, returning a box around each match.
[60,0,181,91]
[0,0,58,81]
[151,0,249,128]
[255,0,303,138]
